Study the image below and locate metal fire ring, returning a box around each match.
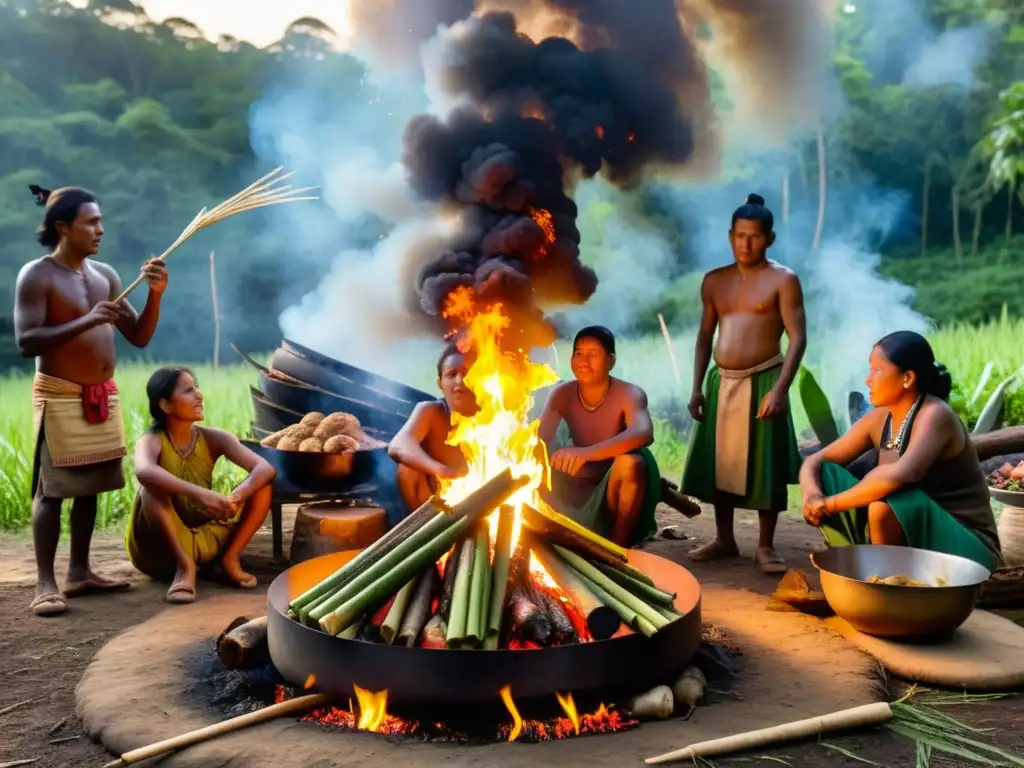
[267,549,702,706]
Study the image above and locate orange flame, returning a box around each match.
[529,207,556,257]
[556,691,580,735]
[439,293,559,555]
[354,684,388,732]
[303,674,317,689]
[499,685,524,741]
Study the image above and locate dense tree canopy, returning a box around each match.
[0,0,1022,371]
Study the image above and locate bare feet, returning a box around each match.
[64,570,131,598]
[220,555,258,589]
[756,547,788,575]
[166,564,197,604]
[688,539,740,562]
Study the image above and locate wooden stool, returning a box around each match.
[289,500,388,565]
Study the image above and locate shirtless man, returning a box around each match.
[14,185,168,615]
[387,343,476,513]
[538,326,659,547]
[680,194,806,574]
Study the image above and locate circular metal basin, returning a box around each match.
[812,544,991,640]
[267,549,702,706]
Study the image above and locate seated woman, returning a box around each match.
[125,367,277,603]
[799,331,1001,571]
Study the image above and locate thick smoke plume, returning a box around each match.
[403,7,711,345]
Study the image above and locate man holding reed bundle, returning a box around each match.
[14,185,168,616]
[538,326,662,547]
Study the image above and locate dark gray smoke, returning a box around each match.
[403,7,709,343]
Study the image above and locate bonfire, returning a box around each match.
[286,291,683,652]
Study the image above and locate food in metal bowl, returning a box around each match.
[865,573,947,587]
[988,460,1024,492]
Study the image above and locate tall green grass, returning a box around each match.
[1,315,1021,532]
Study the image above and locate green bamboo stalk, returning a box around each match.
[340,618,363,640]
[320,517,471,636]
[552,544,668,632]
[380,576,418,644]
[570,565,638,629]
[308,512,452,623]
[466,521,491,645]
[635,615,657,638]
[655,604,682,622]
[289,498,440,615]
[445,535,476,647]
[530,538,621,640]
[604,559,657,588]
[593,561,676,606]
[486,505,514,641]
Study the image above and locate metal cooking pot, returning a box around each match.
[811,545,991,640]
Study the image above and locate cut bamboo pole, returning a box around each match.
[320,518,470,636]
[484,505,514,648]
[644,701,894,764]
[308,511,453,624]
[396,565,438,646]
[294,498,441,620]
[102,693,330,767]
[465,521,491,645]
[209,251,220,369]
[552,544,667,633]
[380,576,418,644]
[522,504,629,567]
[593,561,676,606]
[530,538,621,640]
[657,313,681,387]
[445,535,476,647]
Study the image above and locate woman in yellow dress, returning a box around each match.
[125,367,276,603]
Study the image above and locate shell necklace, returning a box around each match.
[885,394,925,454]
[578,381,610,413]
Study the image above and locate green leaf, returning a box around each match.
[972,366,1024,435]
[798,366,839,446]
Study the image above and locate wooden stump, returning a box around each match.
[288,501,387,565]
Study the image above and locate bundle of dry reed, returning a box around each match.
[115,166,317,302]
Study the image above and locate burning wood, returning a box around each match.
[285,467,683,649]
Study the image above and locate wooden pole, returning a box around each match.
[209,250,220,369]
[812,127,827,253]
[657,313,681,387]
[102,693,330,767]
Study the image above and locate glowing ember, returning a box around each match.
[556,691,580,735]
[595,125,604,139]
[627,132,636,142]
[275,685,637,743]
[528,207,557,258]
[303,674,317,689]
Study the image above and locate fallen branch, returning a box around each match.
[48,735,80,745]
[0,760,39,768]
[102,692,330,767]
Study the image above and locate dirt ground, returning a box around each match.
[1,504,1022,768]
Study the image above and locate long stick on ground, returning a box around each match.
[102,693,330,767]
[644,702,893,764]
[657,313,681,386]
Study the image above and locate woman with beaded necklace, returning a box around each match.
[799,331,1001,570]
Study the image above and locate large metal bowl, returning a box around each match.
[811,545,991,641]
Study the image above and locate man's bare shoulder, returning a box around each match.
[613,378,648,406]
[88,259,121,283]
[767,260,800,284]
[702,264,735,284]
[546,381,575,409]
[17,257,55,285]
[411,400,449,427]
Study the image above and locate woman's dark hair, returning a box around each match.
[146,366,194,432]
[731,193,774,234]
[437,341,463,378]
[874,331,952,401]
[30,184,99,249]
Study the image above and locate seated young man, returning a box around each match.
[387,343,477,513]
[126,367,277,603]
[538,326,660,547]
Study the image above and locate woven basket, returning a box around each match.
[998,504,1024,567]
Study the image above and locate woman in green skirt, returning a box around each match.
[799,331,1001,571]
